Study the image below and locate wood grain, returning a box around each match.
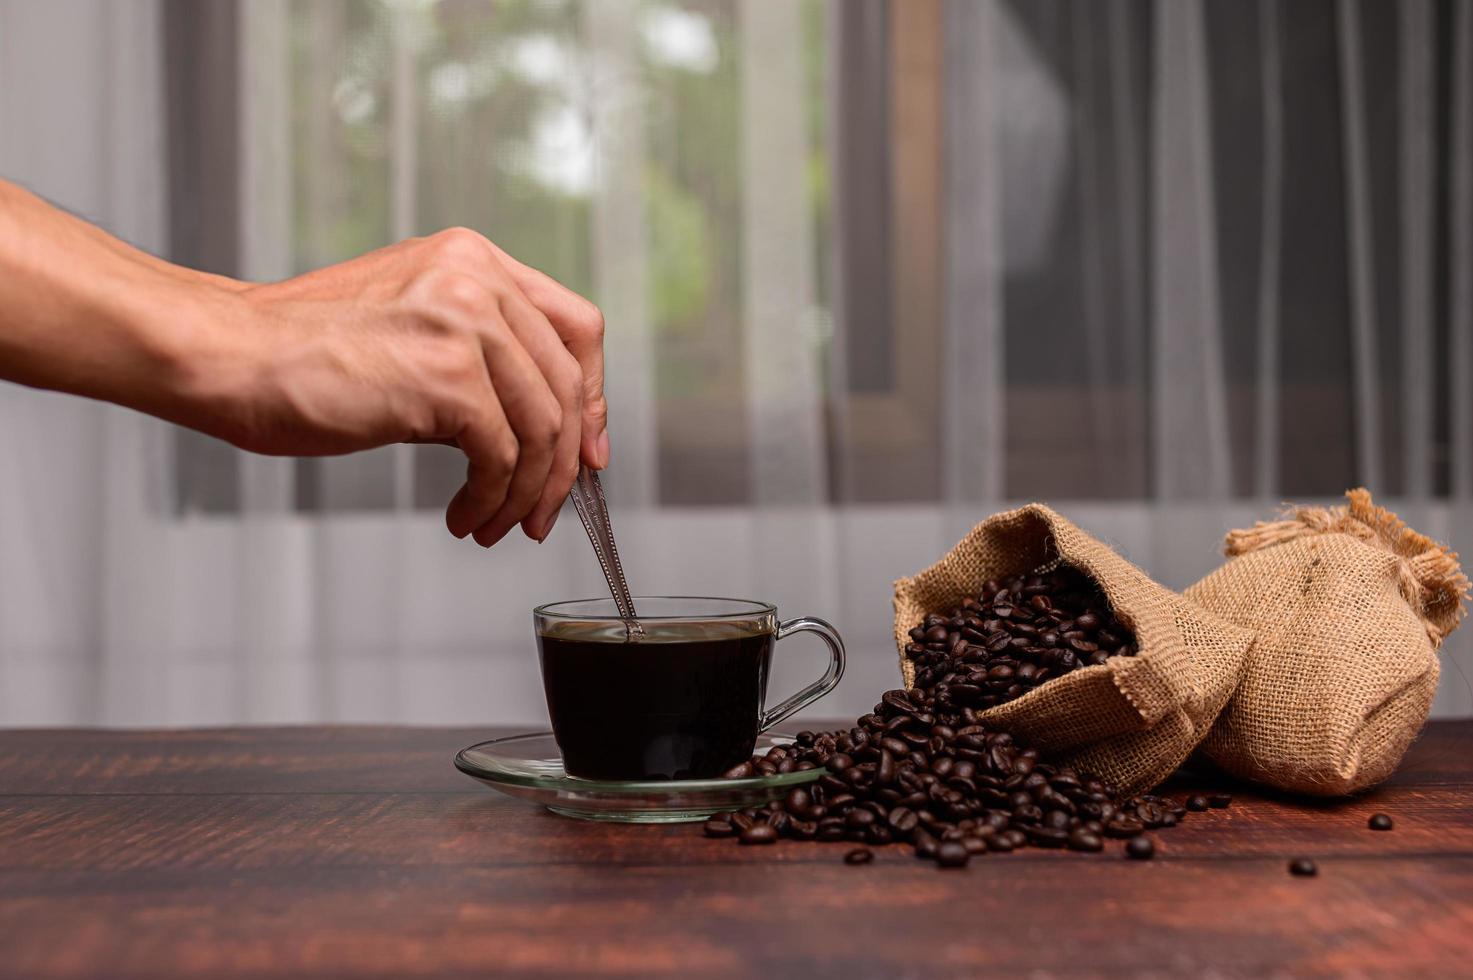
[2,722,1470,978]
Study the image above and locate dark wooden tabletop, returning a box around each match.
[1,721,1471,979]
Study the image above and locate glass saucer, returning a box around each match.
[454,731,819,823]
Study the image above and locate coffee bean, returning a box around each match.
[1125,837,1155,860]
[1368,813,1393,831]
[986,834,1014,852]
[1208,793,1232,809]
[887,806,919,834]
[844,847,874,865]
[722,761,755,779]
[704,817,735,838]
[818,775,847,795]
[936,841,970,868]
[881,737,910,758]
[1043,809,1072,831]
[1025,826,1069,848]
[1068,829,1104,852]
[739,824,778,845]
[876,750,896,785]
[1104,818,1145,838]
[1289,858,1317,876]
[1186,795,1210,812]
[882,691,916,714]
[827,753,854,773]
[1134,801,1169,827]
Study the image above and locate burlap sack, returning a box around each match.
[1187,489,1470,796]
[893,504,1253,796]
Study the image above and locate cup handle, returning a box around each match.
[759,617,846,732]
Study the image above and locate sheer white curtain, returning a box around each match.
[1,0,1470,728]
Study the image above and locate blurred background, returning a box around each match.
[1,0,1470,727]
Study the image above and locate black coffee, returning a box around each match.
[538,628,774,780]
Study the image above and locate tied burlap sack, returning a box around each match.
[892,504,1253,796]
[1187,489,1470,796]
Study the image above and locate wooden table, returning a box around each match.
[1,722,1470,978]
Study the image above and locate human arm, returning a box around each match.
[0,177,607,544]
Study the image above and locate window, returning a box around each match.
[165,0,1473,513]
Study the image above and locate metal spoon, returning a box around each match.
[568,465,643,638]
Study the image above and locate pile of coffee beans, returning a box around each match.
[904,568,1135,711]
[703,565,1235,867]
[707,684,1215,867]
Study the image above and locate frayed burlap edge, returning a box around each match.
[1223,488,1470,646]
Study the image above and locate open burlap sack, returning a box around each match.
[1187,489,1470,796]
[893,504,1253,795]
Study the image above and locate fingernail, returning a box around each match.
[475,525,510,549]
[595,430,611,469]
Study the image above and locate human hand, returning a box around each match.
[186,227,607,546]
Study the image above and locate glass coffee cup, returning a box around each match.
[534,597,845,780]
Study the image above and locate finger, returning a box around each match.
[469,319,561,548]
[444,381,518,540]
[496,292,582,542]
[485,243,608,469]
